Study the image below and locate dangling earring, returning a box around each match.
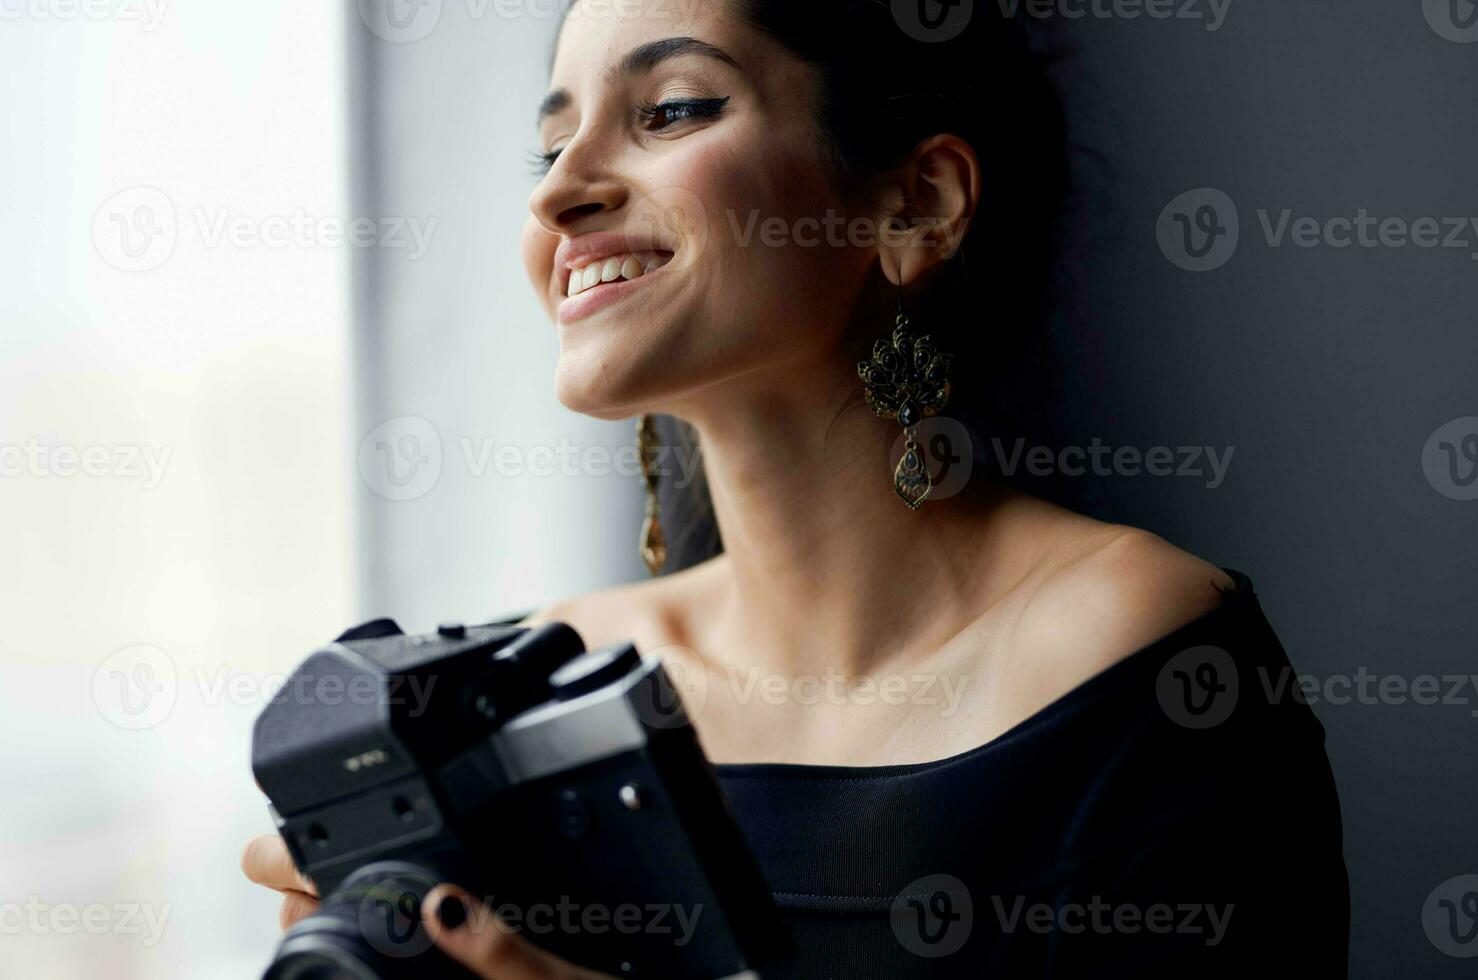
[636,414,668,575]
[856,288,954,510]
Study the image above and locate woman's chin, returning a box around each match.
[553,364,649,422]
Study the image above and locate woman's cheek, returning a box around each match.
[521,215,559,316]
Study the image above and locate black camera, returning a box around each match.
[251,618,790,979]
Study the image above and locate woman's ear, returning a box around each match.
[875,134,980,287]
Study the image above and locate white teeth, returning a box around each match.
[565,251,671,298]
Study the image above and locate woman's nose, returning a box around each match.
[528,140,628,235]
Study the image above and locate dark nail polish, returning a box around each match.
[437,895,470,931]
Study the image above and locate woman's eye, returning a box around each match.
[529,147,563,176]
[637,97,730,132]
[528,97,729,175]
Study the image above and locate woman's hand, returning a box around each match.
[240,833,320,930]
[242,835,611,979]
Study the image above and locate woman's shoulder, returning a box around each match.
[955,519,1238,727]
[512,555,725,653]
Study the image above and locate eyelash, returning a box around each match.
[530,97,731,176]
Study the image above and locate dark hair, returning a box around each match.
[564,1,1080,569]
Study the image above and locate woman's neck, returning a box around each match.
[671,354,1031,677]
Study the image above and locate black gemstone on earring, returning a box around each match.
[898,401,920,428]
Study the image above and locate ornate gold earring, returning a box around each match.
[636,414,668,575]
[857,292,954,510]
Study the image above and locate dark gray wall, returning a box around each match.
[1028,4,1476,975]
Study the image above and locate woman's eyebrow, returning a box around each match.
[537,37,740,126]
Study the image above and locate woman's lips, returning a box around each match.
[557,250,674,324]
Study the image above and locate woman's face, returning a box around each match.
[521,1,876,420]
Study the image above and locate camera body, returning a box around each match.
[252,619,789,980]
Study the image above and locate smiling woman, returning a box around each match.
[240,1,1350,976]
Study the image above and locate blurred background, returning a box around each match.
[0,1,1473,977]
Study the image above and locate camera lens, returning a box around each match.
[262,862,468,980]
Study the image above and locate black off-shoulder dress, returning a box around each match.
[509,569,1351,978]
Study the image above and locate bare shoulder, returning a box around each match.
[997,525,1234,699]
[512,557,722,654]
